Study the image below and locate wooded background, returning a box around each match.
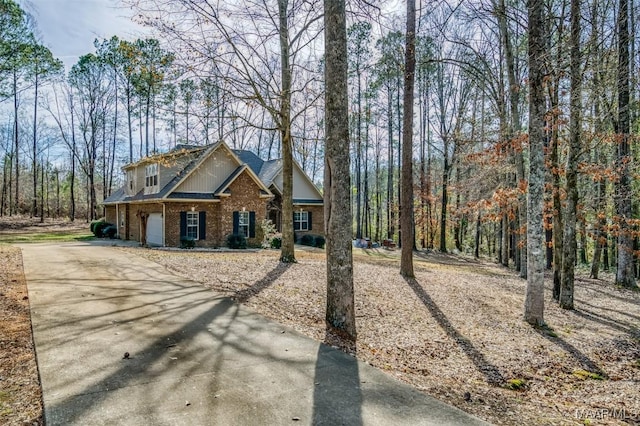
[1,0,639,290]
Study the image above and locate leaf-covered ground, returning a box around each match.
[1,213,638,425]
[0,245,43,425]
[128,246,640,426]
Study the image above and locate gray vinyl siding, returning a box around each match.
[274,164,322,201]
[175,149,237,193]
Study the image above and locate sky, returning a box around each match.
[17,0,148,70]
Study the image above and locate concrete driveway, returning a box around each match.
[20,242,489,425]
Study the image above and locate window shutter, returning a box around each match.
[233,211,239,235]
[307,211,312,231]
[180,211,187,237]
[249,211,256,238]
[199,211,206,240]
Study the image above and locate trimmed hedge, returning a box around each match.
[90,219,115,238]
[299,234,325,249]
[226,233,247,249]
[300,234,314,246]
[102,225,117,239]
[180,236,195,249]
[90,219,105,236]
[270,236,282,249]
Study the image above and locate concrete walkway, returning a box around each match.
[20,242,489,425]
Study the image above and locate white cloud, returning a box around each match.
[18,0,148,69]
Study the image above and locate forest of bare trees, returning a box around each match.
[1,0,639,297]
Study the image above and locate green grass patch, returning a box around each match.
[0,391,11,416]
[506,378,527,390]
[572,369,604,380]
[0,231,94,244]
[535,324,559,338]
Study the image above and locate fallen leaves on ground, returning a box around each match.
[129,246,640,426]
[0,245,43,425]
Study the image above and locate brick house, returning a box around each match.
[103,141,323,247]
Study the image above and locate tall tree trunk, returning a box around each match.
[400,0,416,277]
[364,98,371,239]
[499,0,527,278]
[426,100,434,250]
[145,96,151,156]
[579,217,588,264]
[501,216,509,266]
[13,69,19,216]
[32,71,39,218]
[324,0,356,339]
[614,0,637,288]
[387,85,395,240]
[70,93,76,222]
[475,212,481,258]
[524,0,546,326]
[355,65,362,240]
[55,168,60,218]
[110,74,118,196]
[127,86,133,162]
[102,105,107,217]
[440,140,449,253]
[139,98,143,158]
[89,145,97,221]
[550,16,564,299]
[590,147,607,278]
[396,75,402,248]
[419,76,427,249]
[560,0,582,309]
[39,160,44,223]
[152,91,156,152]
[7,150,12,217]
[1,154,8,216]
[375,127,381,243]
[279,0,296,263]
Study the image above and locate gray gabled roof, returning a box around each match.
[232,150,282,187]
[259,160,282,186]
[104,186,126,204]
[233,150,264,174]
[104,142,319,206]
[104,144,214,204]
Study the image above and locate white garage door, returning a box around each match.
[146,213,163,246]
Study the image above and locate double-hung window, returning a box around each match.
[238,211,250,238]
[145,163,159,193]
[127,170,135,195]
[294,211,309,231]
[233,211,254,238]
[186,211,199,240]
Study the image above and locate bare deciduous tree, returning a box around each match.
[324,0,356,340]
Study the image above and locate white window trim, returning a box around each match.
[186,211,199,240]
[238,211,250,238]
[294,211,309,231]
[144,163,159,194]
[127,170,135,195]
